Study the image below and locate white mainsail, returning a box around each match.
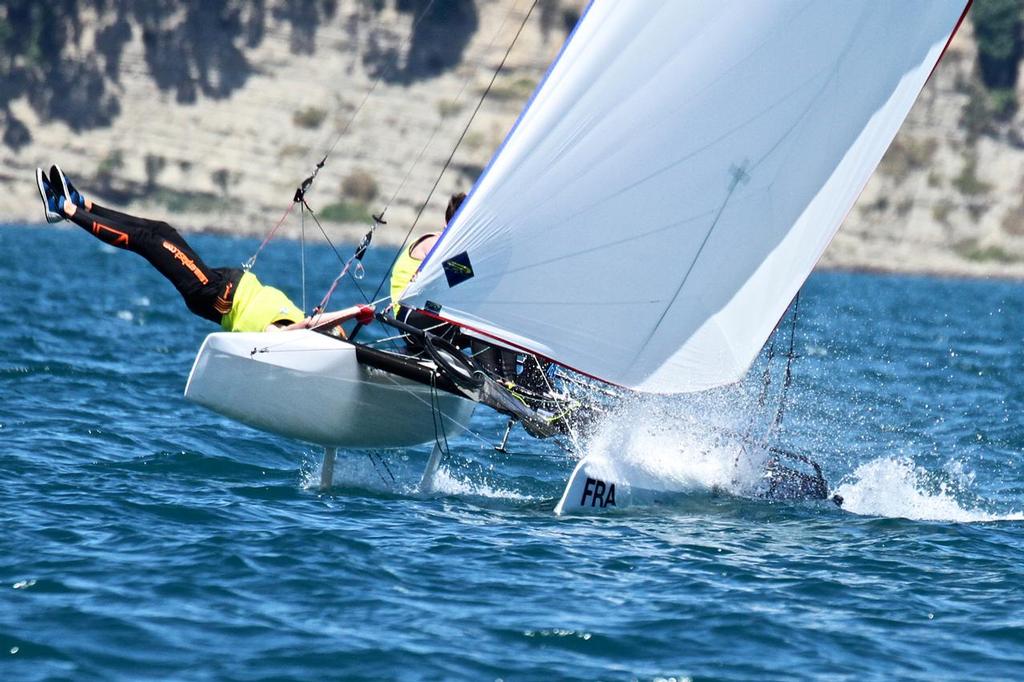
[400,0,969,393]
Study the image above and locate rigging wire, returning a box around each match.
[429,373,453,473]
[371,0,542,304]
[243,0,439,272]
[296,199,373,310]
[369,0,523,243]
[296,0,530,320]
[735,291,801,471]
[366,451,397,485]
[744,320,780,445]
[772,290,801,430]
[301,0,538,346]
[316,0,439,170]
[228,2,566,461]
[243,203,295,270]
[756,333,778,409]
[300,204,307,312]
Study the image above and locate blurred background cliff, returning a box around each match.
[2,0,1024,277]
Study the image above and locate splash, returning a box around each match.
[299,451,397,492]
[834,457,1024,522]
[426,466,536,501]
[300,450,534,501]
[578,395,772,497]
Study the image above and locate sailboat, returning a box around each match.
[185,0,971,513]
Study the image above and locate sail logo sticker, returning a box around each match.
[442,251,474,288]
[580,477,616,508]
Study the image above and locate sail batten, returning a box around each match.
[403,0,969,394]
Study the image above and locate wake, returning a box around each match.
[834,457,1024,523]
[300,449,536,502]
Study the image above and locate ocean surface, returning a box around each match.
[3,224,1023,681]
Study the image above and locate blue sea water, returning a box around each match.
[2,224,1023,681]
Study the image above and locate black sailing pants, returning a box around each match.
[67,204,241,323]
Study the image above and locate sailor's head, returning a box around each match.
[445,192,467,225]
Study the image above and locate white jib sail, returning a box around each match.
[400,0,969,393]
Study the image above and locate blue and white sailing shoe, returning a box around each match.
[50,164,86,209]
[35,168,64,223]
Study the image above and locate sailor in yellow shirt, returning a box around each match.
[40,164,306,332]
[390,232,440,316]
[389,192,464,327]
[219,270,305,333]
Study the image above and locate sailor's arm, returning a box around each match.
[269,305,376,334]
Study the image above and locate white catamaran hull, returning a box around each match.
[185,330,476,449]
[554,456,673,515]
[555,451,838,515]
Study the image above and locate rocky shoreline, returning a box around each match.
[5,2,1024,280]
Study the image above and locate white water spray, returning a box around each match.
[834,457,1024,522]
[300,450,534,501]
[577,390,776,498]
[425,466,536,501]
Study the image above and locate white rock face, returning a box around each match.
[4,3,1024,278]
[4,2,567,245]
[821,21,1024,279]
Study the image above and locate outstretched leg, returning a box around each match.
[64,201,240,324]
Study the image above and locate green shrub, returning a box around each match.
[951,155,992,196]
[278,144,307,159]
[437,100,463,119]
[153,189,221,214]
[341,169,378,204]
[320,201,369,224]
[456,162,484,183]
[878,136,938,182]
[971,0,1022,91]
[144,154,166,188]
[0,18,12,51]
[463,131,486,150]
[960,0,1023,140]
[955,239,1016,263]
[293,106,327,129]
[989,87,1018,121]
[489,77,537,101]
[932,199,955,224]
[96,149,124,185]
[858,195,889,216]
[1001,193,1024,236]
[562,7,582,33]
[211,168,232,195]
[539,1,581,38]
[960,82,996,143]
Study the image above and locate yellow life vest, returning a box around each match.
[221,272,304,332]
[390,239,428,313]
